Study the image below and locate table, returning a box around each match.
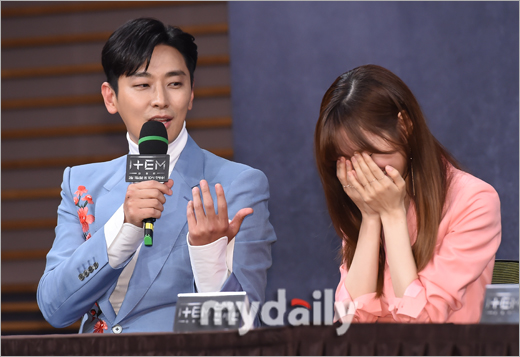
[2,323,518,356]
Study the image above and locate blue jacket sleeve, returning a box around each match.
[218,168,277,306]
[36,167,124,328]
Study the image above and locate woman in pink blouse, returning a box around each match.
[314,65,501,323]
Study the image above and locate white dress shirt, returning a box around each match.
[104,122,234,314]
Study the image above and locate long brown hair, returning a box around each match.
[314,65,459,296]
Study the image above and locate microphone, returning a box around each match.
[125,121,170,247]
[138,120,168,156]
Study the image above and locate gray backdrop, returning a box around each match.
[227,1,519,306]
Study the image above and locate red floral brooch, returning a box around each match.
[74,186,95,240]
[93,319,108,333]
[90,302,107,333]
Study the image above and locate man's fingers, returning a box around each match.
[187,181,253,244]
[215,183,229,222]
[126,197,164,211]
[125,204,163,226]
[139,207,163,219]
[186,200,197,229]
[228,208,254,238]
[127,181,172,201]
[132,180,173,195]
[236,207,254,219]
[191,186,206,221]
[164,179,174,195]
[199,180,216,219]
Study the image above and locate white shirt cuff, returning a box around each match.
[104,205,143,268]
[187,233,233,293]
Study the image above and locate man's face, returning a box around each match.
[103,44,194,144]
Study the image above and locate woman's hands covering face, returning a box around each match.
[337,156,378,219]
[337,152,407,217]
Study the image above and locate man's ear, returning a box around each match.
[188,80,195,111]
[398,111,413,138]
[101,82,118,114]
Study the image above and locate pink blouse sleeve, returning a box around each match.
[335,264,382,323]
[387,178,501,323]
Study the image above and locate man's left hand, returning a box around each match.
[187,179,253,246]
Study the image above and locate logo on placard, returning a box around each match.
[480,284,519,324]
[174,289,356,336]
[126,154,169,182]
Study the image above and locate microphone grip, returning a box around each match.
[143,218,156,246]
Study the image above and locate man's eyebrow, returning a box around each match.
[131,72,151,78]
[165,70,187,77]
[130,70,187,78]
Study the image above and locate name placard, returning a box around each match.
[480,284,519,324]
[173,292,249,333]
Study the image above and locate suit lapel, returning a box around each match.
[94,157,129,232]
[93,157,129,323]
[114,136,204,323]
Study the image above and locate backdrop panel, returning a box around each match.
[228,1,518,310]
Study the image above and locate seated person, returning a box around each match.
[37,18,277,333]
[314,64,501,323]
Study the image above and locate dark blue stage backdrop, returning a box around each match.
[228,2,518,309]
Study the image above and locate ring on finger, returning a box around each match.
[343,185,353,188]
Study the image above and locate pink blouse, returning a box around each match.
[335,168,502,323]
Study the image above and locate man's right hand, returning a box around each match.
[123,179,174,227]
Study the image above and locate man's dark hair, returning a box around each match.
[101,18,198,95]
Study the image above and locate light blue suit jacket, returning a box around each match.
[37,136,277,333]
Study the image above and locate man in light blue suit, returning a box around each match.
[37,18,277,334]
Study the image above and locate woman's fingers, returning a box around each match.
[347,168,364,192]
[337,153,407,217]
[362,152,387,181]
[336,157,349,188]
[357,152,382,185]
[345,159,364,191]
[337,157,357,192]
[350,154,372,187]
[385,165,406,189]
[345,159,360,189]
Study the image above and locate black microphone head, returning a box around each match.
[138,121,168,154]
